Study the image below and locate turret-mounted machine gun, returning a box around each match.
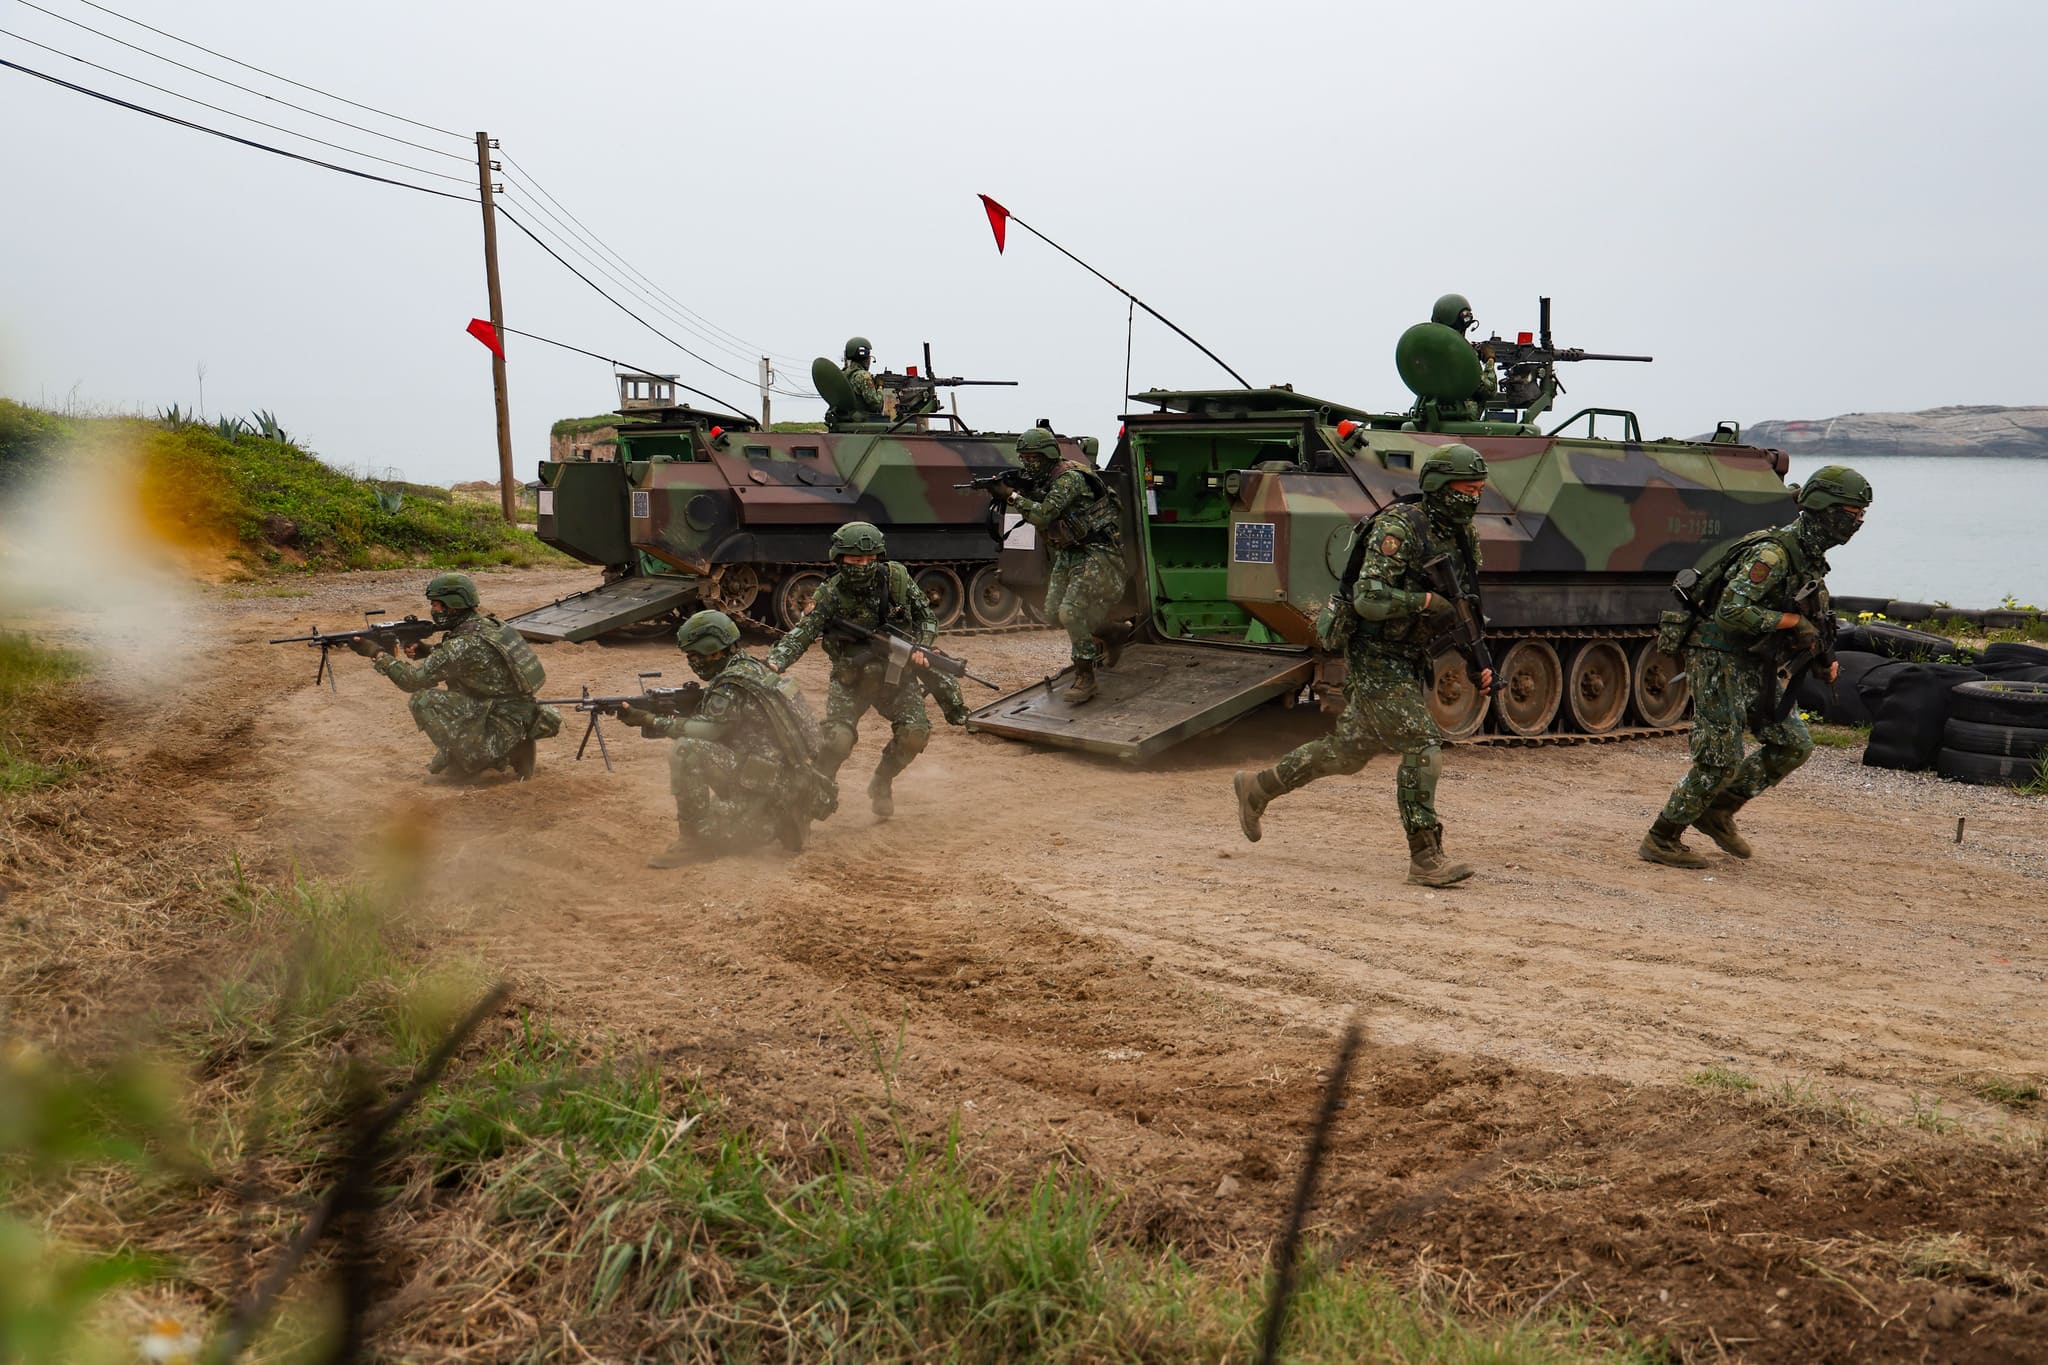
[1397,296,1651,432]
[810,342,1017,431]
[1475,296,1652,424]
[269,611,444,689]
[534,671,703,772]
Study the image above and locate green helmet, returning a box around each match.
[1419,443,1489,493]
[843,336,872,365]
[1795,464,1873,510]
[1431,293,1476,333]
[829,521,886,560]
[675,609,741,656]
[1015,428,1060,461]
[423,572,479,611]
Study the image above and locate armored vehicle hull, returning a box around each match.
[968,387,1796,758]
[514,385,1065,643]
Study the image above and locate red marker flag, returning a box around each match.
[977,194,1009,253]
[466,317,505,359]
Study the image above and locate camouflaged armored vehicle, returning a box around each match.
[969,298,1799,759]
[512,368,1071,642]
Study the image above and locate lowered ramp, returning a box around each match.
[508,575,697,643]
[966,642,1314,762]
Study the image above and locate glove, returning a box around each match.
[1419,591,1459,622]
[615,703,651,729]
[1785,615,1821,652]
[347,636,385,659]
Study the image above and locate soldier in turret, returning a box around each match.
[1231,445,1494,886]
[348,572,560,779]
[767,521,960,819]
[1638,465,1873,868]
[840,336,885,419]
[1431,293,1498,418]
[618,610,834,867]
[1000,427,1131,704]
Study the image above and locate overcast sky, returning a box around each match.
[3,0,2041,485]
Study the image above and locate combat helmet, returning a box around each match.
[1419,443,1489,493]
[1794,465,1873,510]
[843,336,873,366]
[423,572,480,612]
[830,521,887,560]
[675,610,741,656]
[1431,293,1476,334]
[1015,427,1060,463]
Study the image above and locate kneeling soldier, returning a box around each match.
[352,572,559,779]
[620,610,835,867]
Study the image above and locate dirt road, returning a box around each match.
[10,565,2047,1360]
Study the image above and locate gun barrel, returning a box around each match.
[1570,351,1654,363]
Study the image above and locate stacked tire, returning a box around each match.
[1937,681,2048,786]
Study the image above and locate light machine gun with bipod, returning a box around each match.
[269,611,445,689]
[534,672,704,773]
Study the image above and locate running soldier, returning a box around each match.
[1002,427,1130,704]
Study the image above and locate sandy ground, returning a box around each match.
[8,564,2047,1361]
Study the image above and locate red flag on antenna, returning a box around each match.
[977,194,1010,253]
[465,318,504,359]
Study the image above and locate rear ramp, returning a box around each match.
[966,642,1313,762]
[509,575,697,643]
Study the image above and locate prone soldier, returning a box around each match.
[1000,427,1131,704]
[1639,465,1874,867]
[349,572,559,779]
[1231,444,1495,886]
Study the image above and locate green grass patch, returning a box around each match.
[0,632,89,793]
[1687,1066,1758,1092]
[550,413,651,439]
[1808,723,1870,749]
[1966,1075,2040,1109]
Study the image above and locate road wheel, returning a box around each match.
[1632,640,1690,726]
[1566,640,1631,733]
[914,565,965,630]
[1426,654,1487,740]
[772,569,827,630]
[1942,717,2048,759]
[709,563,761,616]
[1949,679,2048,726]
[966,564,1023,627]
[1491,639,1563,738]
[1936,745,2046,787]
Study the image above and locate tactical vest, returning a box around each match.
[478,615,547,695]
[1658,526,1821,655]
[1041,460,1122,551]
[1345,502,1477,653]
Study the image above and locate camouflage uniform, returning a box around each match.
[843,363,885,417]
[1432,293,1496,419]
[1012,459,1128,670]
[640,652,828,851]
[373,614,559,777]
[767,558,939,809]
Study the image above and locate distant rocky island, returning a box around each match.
[1717,405,2048,458]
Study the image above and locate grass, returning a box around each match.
[1808,722,1870,749]
[0,632,89,793]
[550,413,651,439]
[1965,1075,2041,1109]
[1687,1066,1758,1092]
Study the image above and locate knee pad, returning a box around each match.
[890,726,930,759]
[818,724,857,767]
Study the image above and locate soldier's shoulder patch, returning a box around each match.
[1747,558,1773,584]
[1379,533,1403,556]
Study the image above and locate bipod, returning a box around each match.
[568,687,613,773]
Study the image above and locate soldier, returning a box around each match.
[1231,444,1495,887]
[1639,465,1874,868]
[349,572,560,779]
[1001,427,1130,704]
[766,521,958,819]
[618,610,834,867]
[1432,292,1499,417]
[841,336,885,418]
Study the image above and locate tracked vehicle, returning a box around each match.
[512,368,1067,642]
[969,298,1799,760]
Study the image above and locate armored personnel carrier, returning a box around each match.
[969,298,1799,759]
[511,366,1068,642]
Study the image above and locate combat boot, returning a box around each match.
[510,739,537,781]
[426,748,452,775]
[1065,663,1098,705]
[1406,827,1474,887]
[1638,817,1711,869]
[1233,768,1283,843]
[868,768,896,820]
[776,804,810,853]
[1693,794,1752,859]
[647,832,698,869]
[1096,621,1135,669]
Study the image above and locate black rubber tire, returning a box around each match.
[1831,595,1890,617]
[1942,717,2048,759]
[1936,745,2046,787]
[1949,679,2048,726]
[1884,600,1940,623]
[1839,622,1956,661]
[1985,641,2048,667]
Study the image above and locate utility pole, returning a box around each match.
[758,356,773,427]
[475,131,516,523]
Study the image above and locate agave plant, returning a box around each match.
[214,415,251,440]
[249,409,290,443]
[154,403,190,426]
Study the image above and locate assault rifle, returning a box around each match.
[1754,580,1835,727]
[269,611,444,689]
[1475,296,1652,420]
[1417,552,1494,690]
[534,672,703,773]
[953,467,1034,496]
[823,618,1000,692]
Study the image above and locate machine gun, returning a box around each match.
[269,611,445,689]
[875,342,1019,416]
[1476,296,1652,421]
[823,618,1000,692]
[1417,552,1495,690]
[534,672,703,773]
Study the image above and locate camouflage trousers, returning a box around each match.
[1044,544,1128,666]
[670,738,800,849]
[408,691,558,777]
[1657,647,1813,825]
[1271,648,1444,835]
[820,661,929,780]
[924,669,969,726]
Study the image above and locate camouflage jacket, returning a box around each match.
[1695,522,1829,654]
[1346,502,1483,654]
[645,653,805,755]
[844,363,885,415]
[374,614,537,699]
[1013,461,1120,552]
[766,561,936,670]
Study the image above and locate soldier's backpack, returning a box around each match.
[1041,460,1122,551]
[480,616,549,693]
[1655,528,1787,655]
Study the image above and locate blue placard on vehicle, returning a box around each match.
[1233,521,1276,564]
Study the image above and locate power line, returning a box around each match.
[70,0,469,142]
[0,55,475,201]
[0,26,471,185]
[13,0,470,162]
